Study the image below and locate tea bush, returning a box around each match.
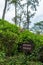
[0,19,20,35]
[0,19,19,56]
[0,19,43,64]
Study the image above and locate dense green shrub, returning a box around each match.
[0,31,18,56]
[18,30,43,48]
[38,46,43,62]
[18,30,43,62]
[0,19,43,63]
[0,19,20,35]
[0,54,43,65]
[0,19,19,56]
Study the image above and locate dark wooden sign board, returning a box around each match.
[22,43,33,54]
[18,42,34,55]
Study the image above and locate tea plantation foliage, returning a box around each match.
[0,19,43,65]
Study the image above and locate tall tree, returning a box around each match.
[21,0,40,29]
[15,2,17,24]
[2,0,11,19]
[2,0,8,19]
[11,0,18,24]
[27,1,30,29]
[26,0,40,29]
[12,0,24,25]
[30,21,43,34]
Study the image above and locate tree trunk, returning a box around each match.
[15,2,17,25]
[19,15,21,27]
[27,2,30,29]
[2,0,7,19]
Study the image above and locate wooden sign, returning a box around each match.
[22,44,32,50]
[18,42,34,54]
[22,43,33,54]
